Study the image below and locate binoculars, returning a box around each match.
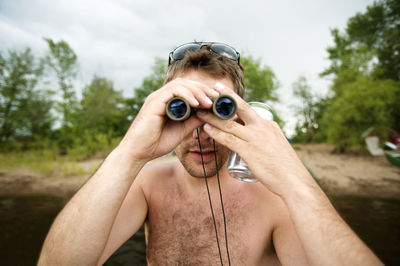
[166,95,237,121]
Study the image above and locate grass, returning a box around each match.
[292,144,301,150]
[0,150,88,176]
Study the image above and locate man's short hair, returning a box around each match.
[164,46,245,98]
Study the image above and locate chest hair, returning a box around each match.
[146,185,252,265]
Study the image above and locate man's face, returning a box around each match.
[174,70,235,178]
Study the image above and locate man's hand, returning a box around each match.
[120,77,220,163]
[198,85,383,266]
[196,86,314,197]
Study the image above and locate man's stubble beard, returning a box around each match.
[175,142,230,178]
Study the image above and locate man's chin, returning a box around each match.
[185,162,218,178]
[179,157,217,178]
[176,150,229,178]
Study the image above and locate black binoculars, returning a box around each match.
[166,95,237,121]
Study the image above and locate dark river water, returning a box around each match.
[0,195,399,266]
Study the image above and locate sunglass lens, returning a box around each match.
[211,43,238,61]
[171,43,201,60]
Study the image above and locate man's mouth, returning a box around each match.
[189,149,216,162]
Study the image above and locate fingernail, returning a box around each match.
[209,89,219,97]
[215,82,225,91]
[205,97,213,105]
[204,123,212,131]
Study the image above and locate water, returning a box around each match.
[330,196,400,265]
[0,195,67,266]
[0,195,399,266]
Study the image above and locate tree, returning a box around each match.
[125,57,167,118]
[346,0,400,81]
[319,0,400,151]
[77,76,126,137]
[241,55,284,127]
[44,38,78,127]
[0,48,52,146]
[321,74,398,152]
[241,55,279,103]
[291,76,327,143]
[322,0,400,81]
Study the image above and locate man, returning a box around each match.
[38,42,382,265]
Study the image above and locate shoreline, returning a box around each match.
[0,144,399,199]
[296,144,400,199]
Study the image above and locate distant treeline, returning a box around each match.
[0,38,135,158]
[0,37,281,158]
[291,0,399,151]
[0,0,399,156]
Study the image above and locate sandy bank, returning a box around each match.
[0,144,399,199]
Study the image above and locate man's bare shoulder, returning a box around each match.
[135,157,180,196]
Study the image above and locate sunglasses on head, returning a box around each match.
[168,42,240,66]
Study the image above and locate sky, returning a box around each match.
[0,0,374,136]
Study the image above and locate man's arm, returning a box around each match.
[282,178,381,266]
[197,87,383,266]
[271,178,380,266]
[272,199,309,265]
[38,78,220,265]
[38,147,147,266]
[96,166,149,266]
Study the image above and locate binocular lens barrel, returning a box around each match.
[166,95,236,121]
[213,96,236,119]
[166,97,191,121]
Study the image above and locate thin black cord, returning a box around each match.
[213,139,231,266]
[196,128,224,266]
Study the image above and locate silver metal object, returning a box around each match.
[227,102,273,182]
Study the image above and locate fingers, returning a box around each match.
[163,78,220,109]
[197,110,248,141]
[142,78,221,118]
[202,123,245,152]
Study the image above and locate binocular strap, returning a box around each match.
[196,128,231,266]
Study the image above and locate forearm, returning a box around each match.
[38,146,146,266]
[283,173,382,266]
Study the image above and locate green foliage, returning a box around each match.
[0,48,53,145]
[0,40,287,159]
[240,55,285,127]
[67,130,118,160]
[241,54,279,103]
[346,0,400,81]
[0,149,88,176]
[0,151,56,175]
[321,74,399,152]
[318,0,400,151]
[125,57,167,118]
[77,76,128,136]
[291,76,328,143]
[323,0,400,81]
[44,38,78,127]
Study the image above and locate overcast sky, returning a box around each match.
[0,0,373,135]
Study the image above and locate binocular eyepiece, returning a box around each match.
[166,95,237,121]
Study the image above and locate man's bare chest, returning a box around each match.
[145,186,273,265]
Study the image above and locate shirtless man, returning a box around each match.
[38,42,382,265]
